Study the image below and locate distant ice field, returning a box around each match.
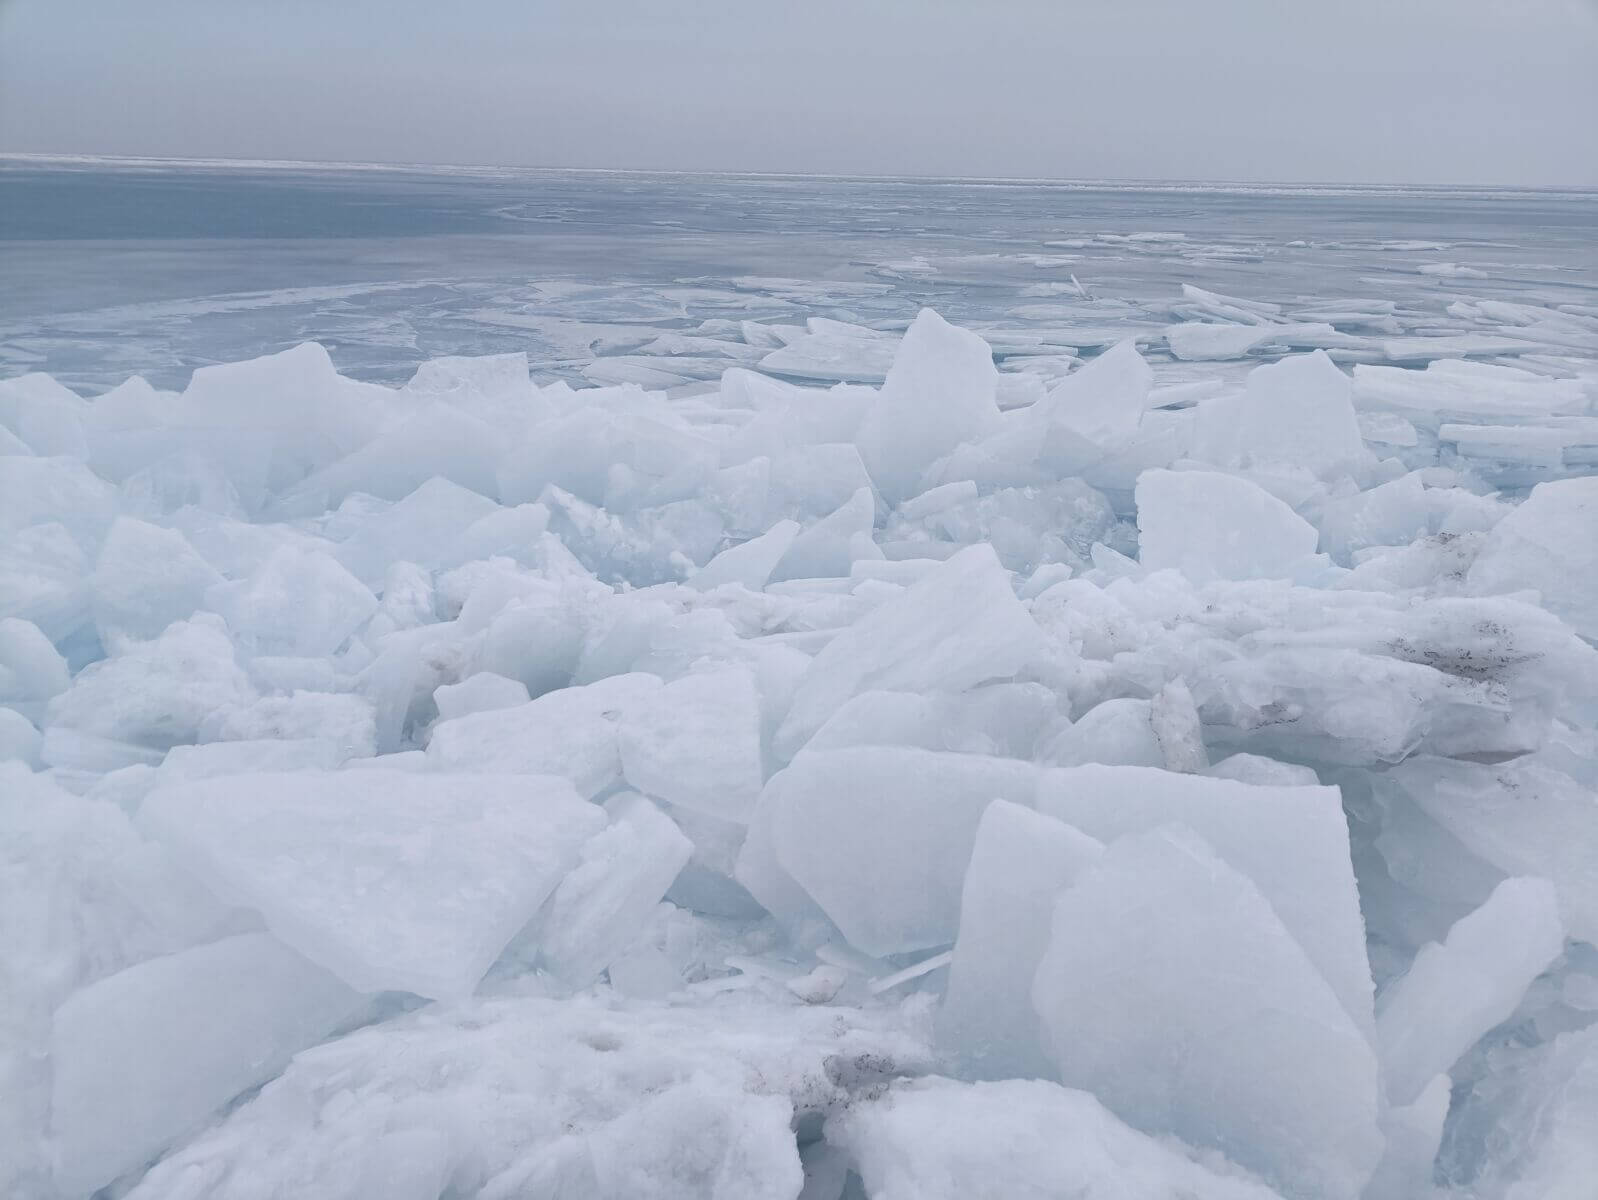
[4,156,1595,396]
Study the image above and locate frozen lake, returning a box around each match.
[4,156,1595,393]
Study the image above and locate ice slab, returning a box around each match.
[1033,827,1382,1200]
[42,615,256,763]
[937,801,1103,1080]
[1383,756,1598,945]
[433,671,531,722]
[50,933,364,1197]
[125,995,930,1200]
[206,546,378,658]
[830,1076,1285,1200]
[751,747,1039,956]
[689,519,799,591]
[855,309,1002,503]
[90,516,222,646]
[1467,476,1598,639]
[616,665,764,822]
[1136,468,1322,584]
[1033,765,1374,1039]
[139,770,607,999]
[777,543,1044,756]
[428,672,663,798]
[1377,877,1563,1105]
[524,792,692,989]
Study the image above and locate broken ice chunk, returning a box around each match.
[1136,468,1323,584]
[524,792,692,990]
[689,519,800,591]
[855,309,1002,504]
[615,665,764,823]
[1384,756,1598,947]
[427,672,663,797]
[49,933,364,1197]
[752,747,1039,956]
[1032,826,1382,1200]
[432,671,532,723]
[769,487,880,582]
[1034,765,1373,1039]
[1377,877,1563,1106]
[776,543,1044,757]
[139,770,607,1000]
[830,1076,1285,1200]
[1467,476,1598,639]
[205,545,378,657]
[1037,697,1164,768]
[90,517,222,646]
[938,800,1103,1080]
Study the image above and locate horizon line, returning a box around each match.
[3,150,1594,197]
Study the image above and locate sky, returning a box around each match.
[2,0,1596,187]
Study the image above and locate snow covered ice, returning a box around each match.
[5,165,1598,1200]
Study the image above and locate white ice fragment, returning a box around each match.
[433,671,531,723]
[786,964,850,1004]
[1038,697,1163,768]
[1136,468,1322,584]
[206,546,378,657]
[43,615,256,763]
[777,543,1044,756]
[427,672,663,797]
[1231,351,1368,479]
[770,487,880,582]
[753,747,1039,956]
[333,475,500,587]
[49,933,364,1197]
[1033,827,1382,1200]
[690,519,800,591]
[527,792,692,990]
[1364,1074,1450,1200]
[1035,338,1152,445]
[830,1077,1285,1200]
[1377,876,1563,1105]
[1150,679,1208,772]
[139,770,606,1000]
[0,706,41,766]
[1467,477,1598,639]
[1386,756,1598,946]
[938,800,1103,1079]
[616,665,765,822]
[90,516,222,646]
[855,309,1001,503]
[0,616,70,724]
[1034,765,1373,1039]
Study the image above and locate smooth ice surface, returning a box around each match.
[140,770,606,999]
[1033,828,1382,1200]
[50,933,364,1197]
[830,1076,1284,1200]
[937,801,1103,1080]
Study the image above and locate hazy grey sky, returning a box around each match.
[2,0,1595,186]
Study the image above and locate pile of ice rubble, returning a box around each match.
[4,306,1598,1200]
